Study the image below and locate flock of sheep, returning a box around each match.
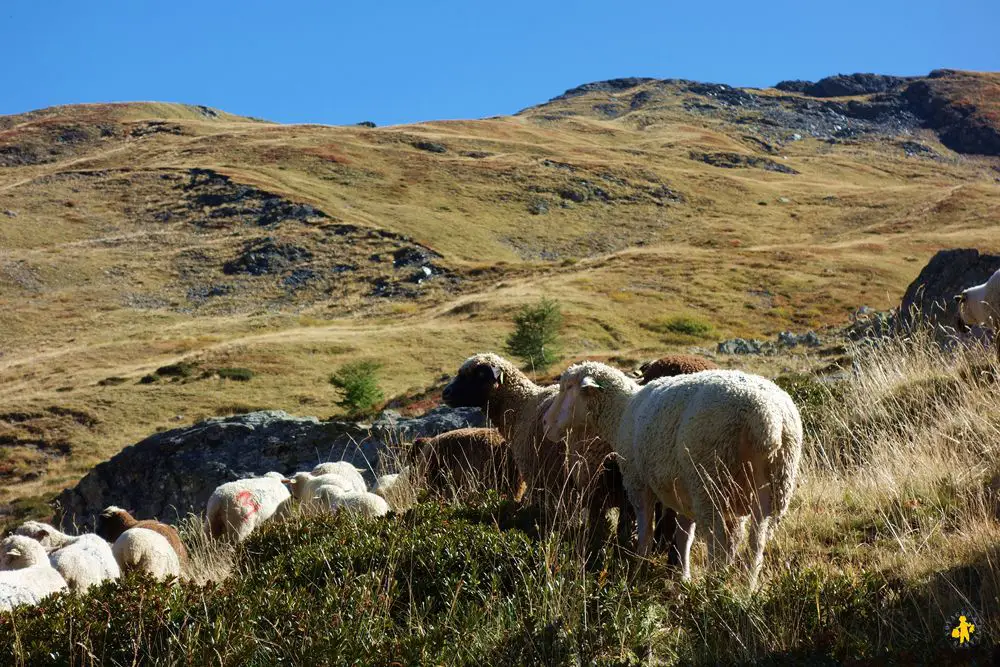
[0,461,403,609]
[0,343,812,611]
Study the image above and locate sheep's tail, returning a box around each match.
[763,397,804,523]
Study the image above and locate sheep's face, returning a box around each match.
[543,374,601,442]
[955,287,989,328]
[0,535,43,569]
[14,521,54,547]
[442,357,504,409]
[95,507,130,543]
[285,472,314,500]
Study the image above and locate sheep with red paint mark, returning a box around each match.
[205,472,292,542]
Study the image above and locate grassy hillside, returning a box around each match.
[5,329,1000,664]
[1,70,999,515]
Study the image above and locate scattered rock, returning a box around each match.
[558,188,587,203]
[463,151,491,158]
[392,246,440,269]
[186,284,234,301]
[55,407,486,530]
[689,151,799,175]
[283,268,317,289]
[413,141,447,154]
[776,331,822,348]
[3,209,16,217]
[223,238,313,276]
[553,78,657,101]
[776,73,914,98]
[176,169,329,229]
[528,199,549,215]
[717,338,773,355]
[899,141,939,158]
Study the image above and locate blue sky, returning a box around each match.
[3,1,998,126]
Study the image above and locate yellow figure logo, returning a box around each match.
[951,615,975,645]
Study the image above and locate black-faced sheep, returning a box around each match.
[442,353,628,547]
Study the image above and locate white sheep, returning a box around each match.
[313,486,390,518]
[112,528,181,580]
[285,471,358,507]
[372,468,417,511]
[543,363,803,587]
[0,535,68,610]
[956,269,1000,331]
[14,521,120,591]
[311,461,368,492]
[206,472,292,542]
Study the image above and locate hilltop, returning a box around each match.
[1,69,999,515]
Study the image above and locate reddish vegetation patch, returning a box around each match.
[302,145,353,164]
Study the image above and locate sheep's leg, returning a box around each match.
[674,515,696,581]
[704,511,743,573]
[616,494,636,548]
[744,489,773,589]
[635,487,656,556]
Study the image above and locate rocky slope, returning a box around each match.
[0,69,998,514]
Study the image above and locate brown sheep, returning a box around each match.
[442,353,630,550]
[409,427,524,498]
[96,506,189,566]
[635,354,719,385]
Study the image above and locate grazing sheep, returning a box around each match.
[442,353,631,550]
[0,535,68,610]
[313,487,390,518]
[111,528,181,580]
[543,363,803,587]
[284,471,357,507]
[634,354,719,385]
[14,521,120,591]
[311,462,368,492]
[206,473,293,542]
[956,269,1000,355]
[408,428,523,498]
[96,506,189,566]
[373,469,417,511]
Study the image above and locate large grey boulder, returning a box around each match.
[56,406,484,531]
[899,248,1000,331]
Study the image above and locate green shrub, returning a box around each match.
[138,374,158,384]
[215,367,255,382]
[97,376,127,386]
[155,361,197,378]
[642,315,714,339]
[505,298,562,370]
[329,360,384,417]
[0,501,973,665]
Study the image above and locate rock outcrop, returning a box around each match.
[899,248,1000,329]
[56,406,484,530]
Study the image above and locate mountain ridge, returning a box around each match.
[0,67,998,513]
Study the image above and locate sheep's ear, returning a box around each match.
[6,546,22,557]
[490,365,504,385]
[580,376,602,391]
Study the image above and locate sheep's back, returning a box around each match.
[624,371,793,476]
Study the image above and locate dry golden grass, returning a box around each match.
[0,73,999,513]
